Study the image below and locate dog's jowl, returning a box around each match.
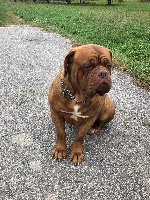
[48,44,115,164]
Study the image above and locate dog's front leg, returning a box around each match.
[50,108,66,160]
[70,119,96,164]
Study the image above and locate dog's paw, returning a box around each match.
[70,149,83,164]
[88,127,100,134]
[53,146,66,160]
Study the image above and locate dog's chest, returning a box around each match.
[61,104,89,121]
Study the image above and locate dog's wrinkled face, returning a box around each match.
[64,44,112,97]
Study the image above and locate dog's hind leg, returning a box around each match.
[88,120,102,134]
[89,95,115,135]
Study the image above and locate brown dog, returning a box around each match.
[48,44,115,164]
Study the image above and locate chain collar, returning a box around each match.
[60,78,88,103]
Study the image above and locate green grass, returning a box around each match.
[0,0,150,89]
[0,2,8,25]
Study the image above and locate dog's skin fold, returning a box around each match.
[48,44,115,164]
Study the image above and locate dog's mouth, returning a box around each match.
[82,68,112,97]
[83,81,111,97]
[96,84,110,96]
[91,80,111,96]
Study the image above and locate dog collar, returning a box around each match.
[60,78,88,104]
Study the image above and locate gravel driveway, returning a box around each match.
[1,26,150,200]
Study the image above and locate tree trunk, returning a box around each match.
[107,0,112,5]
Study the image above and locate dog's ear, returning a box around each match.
[109,50,112,62]
[64,48,76,77]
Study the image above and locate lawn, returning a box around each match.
[0,2,8,25]
[0,0,150,89]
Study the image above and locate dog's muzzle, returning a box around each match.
[82,68,112,97]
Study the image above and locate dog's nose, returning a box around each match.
[98,70,107,79]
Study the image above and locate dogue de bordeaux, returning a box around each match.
[48,44,115,164]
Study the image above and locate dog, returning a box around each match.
[48,44,115,164]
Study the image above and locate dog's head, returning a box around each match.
[64,44,113,97]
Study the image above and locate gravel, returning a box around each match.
[0,25,150,200]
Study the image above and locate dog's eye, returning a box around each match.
[85,65,92,69]
[107,64,112,69]
[107,64,112,74]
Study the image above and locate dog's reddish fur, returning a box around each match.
[48,44,115,164]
